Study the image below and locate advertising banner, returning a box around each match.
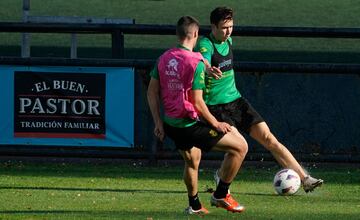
[0,66,134,147]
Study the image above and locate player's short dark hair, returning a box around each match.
[176,16,200,40]
[210,6,233,26]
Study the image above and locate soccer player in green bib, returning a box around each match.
[195,6,323,193]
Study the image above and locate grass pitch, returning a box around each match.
[0,159,359,220]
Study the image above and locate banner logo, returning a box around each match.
[14,72,106,139]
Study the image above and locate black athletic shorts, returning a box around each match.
[208,97,264,135]
[163,121,225,151]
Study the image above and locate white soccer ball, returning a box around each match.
[273,169,301,195]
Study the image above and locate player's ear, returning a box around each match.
[194,29,198,39]
[211,23,217,30]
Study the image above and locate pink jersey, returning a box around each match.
[158,47,203,120]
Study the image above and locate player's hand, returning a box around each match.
[206,66,222,79]
[214,122,232,133]
[154,121,165,141]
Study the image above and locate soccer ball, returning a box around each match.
[273,169,301,195]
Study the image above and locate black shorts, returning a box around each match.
[208,97,264,135]
[164,121,224,151]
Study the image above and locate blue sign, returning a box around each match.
[0,65,134,147]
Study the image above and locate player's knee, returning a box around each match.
[240,141,248,156]
[234,140,248,158]
[184,156,200,169]
[192,157,201,169]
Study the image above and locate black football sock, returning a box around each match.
[188,193,201,210]
[214,179,230,199]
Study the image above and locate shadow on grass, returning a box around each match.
[1,161,359,185]
[0,209,359,220]
[240,192,278,197]
[0,186,185,194]
[1,185,315,199]
[0,210,191,220]
[0,186,281,197]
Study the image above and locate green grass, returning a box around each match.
[0,0,359,62]
[0,160,359,219]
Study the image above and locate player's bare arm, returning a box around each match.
[147,78,165,141]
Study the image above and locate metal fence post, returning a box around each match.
[21,0,30,58]
[70,33,77,59]
[111,30,124,58]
